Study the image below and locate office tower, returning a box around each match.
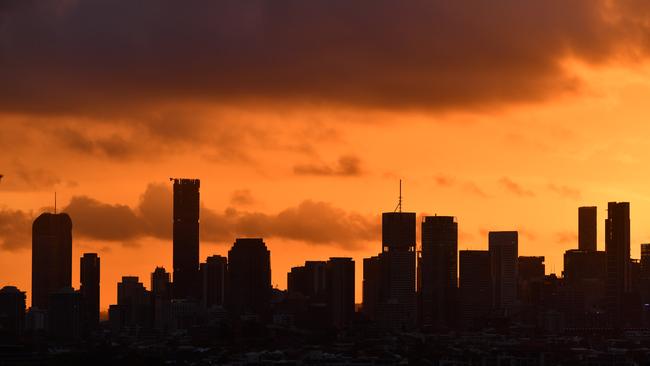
[605,202,630,327]
[459,250,491,329]
[288,261,327,299]
[326,257,355,328]
[116,276,151,328]
[489,231,518,314]
[172,178,200,300]
[362,256,381,320]
[32,213,72,310]
[579,206,598,252]
[420,215,458,329]
[563,250,607,282]
[201,255,227,309]
[518,256,545,310]
[80,253,100,334]
[375,211,417,330]
[48,287,81,343]
[151,267,172,330]
[563,249,607,328]
[0,286,26,343]
[227,238,271,321]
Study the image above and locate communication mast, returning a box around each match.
[394,179,402,213]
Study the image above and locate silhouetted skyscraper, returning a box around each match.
[420,215,458,329]
[362,256,381,321]
[288,261,327,299]
[172,178,200,300]
[151,267,172,330]
[201,255,227,309]
[579,206,598,252]
[80,253,100,334]
[605,201,630,327]
[377,212,417,330]
[227,238,271,321]
[459,250,490,329]
[326,257,355,328]
[489,231,518,314]
[32,213,72,310]
[116,276,151,328]
[0,286,26,343]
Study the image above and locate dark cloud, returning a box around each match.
[499,177,535,197]
[294,155,362,176]
[0,182,379,250]
[1,0,649,115]
[63,183,376,249]
[0,208,32,251]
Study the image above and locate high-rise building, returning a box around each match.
[326,257,355,328]
[80,253,100,334]
[579,206,598,252]
[376,212,417,330]
[420,215,458,329]
[605,202,630,327]
[201,255,227,309]
[227,238,271,321]
[48,287,81,343]
[288,261,327,300]
[459,250,491,329]
[172,178,200,300]
[32,213,72,310]
[563,249,607,328]
[489,231,518,314]
[518,256,545,306]
[362,256,381,321]
[0,286,26,343]
[116,276,151,328]
[151,267,172,330]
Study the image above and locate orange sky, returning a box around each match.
[4,1,650,310]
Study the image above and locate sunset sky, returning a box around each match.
[4,1,650,310]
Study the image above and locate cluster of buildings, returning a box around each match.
[1,178,650,350]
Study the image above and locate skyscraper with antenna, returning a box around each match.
[365,180,417,330]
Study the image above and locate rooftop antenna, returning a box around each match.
[394,179,402,213]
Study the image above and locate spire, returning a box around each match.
[394,179,402,213]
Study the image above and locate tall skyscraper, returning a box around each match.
[459,250,490,329]
[420,215,458,329]
[489,231,518,314]
[605,201,630,327]
[172,178,200,300]
[32,213,72,310]
[201,255,227,309]
[227,238,271,321]
[326,257,355,328]
[375,211,417,330]
[579,206,598,252]
[80,253,100,333]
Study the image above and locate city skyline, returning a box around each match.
[3,176,649,313]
